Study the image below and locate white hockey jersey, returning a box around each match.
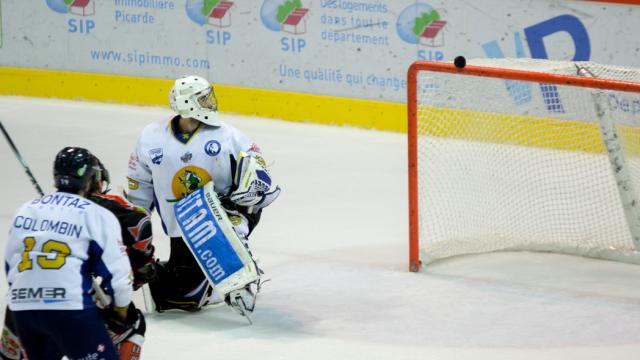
[126,117,257,237]
[5,192,133,311]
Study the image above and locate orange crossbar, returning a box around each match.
[579,0,640,4]
[409,61,640,93]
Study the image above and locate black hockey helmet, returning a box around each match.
[53,147,98,193]
[90,154,111,194]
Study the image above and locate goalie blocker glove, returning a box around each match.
[229,152,281,213]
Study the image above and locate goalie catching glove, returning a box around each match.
[230,152,280,212]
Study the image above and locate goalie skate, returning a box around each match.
[226,287,255,324]
[224,279,265,324]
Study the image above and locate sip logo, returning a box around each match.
[396,3,446,62]
[261,0,309,54]
[11,287,67,304]
[186,0,235,46]
[46,0,96,35]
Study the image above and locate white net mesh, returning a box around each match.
[413,58,640,265]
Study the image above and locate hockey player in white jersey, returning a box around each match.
[3,147,136,360]
[126,75,280,313]
[1,149,151,360]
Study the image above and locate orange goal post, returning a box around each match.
[408,59,640,271]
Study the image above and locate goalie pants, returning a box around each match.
[148,237,208,310]
[10,308,118,360]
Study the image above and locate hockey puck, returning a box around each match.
[454,56,466,69]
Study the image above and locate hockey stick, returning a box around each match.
[91,277,111,307]
[0,121,44,196]
[141,284,155,313]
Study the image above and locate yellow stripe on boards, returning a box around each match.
[0,67,407,132]
[0,67,170,105]
[418,106,640,156]
[2,67,638,155]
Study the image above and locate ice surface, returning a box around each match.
[2,96,640,359]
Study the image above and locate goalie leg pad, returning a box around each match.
[174,182,261,296]
[226,209,250,238]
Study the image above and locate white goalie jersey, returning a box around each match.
[126,117,263,237]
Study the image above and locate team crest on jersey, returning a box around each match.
[171,165,212,200]
[181,151,193,163]
[149,148,163,165]
[205,140,221,156]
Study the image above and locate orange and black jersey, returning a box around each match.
[88,193,155,289]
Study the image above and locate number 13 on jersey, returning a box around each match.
[18,237,71,272]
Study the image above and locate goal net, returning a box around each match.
[408,58,640,271]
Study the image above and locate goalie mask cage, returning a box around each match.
[408,59,640,271]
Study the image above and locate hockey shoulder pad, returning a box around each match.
[174,181,260,296]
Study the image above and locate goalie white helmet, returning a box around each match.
[169,75,220,126]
